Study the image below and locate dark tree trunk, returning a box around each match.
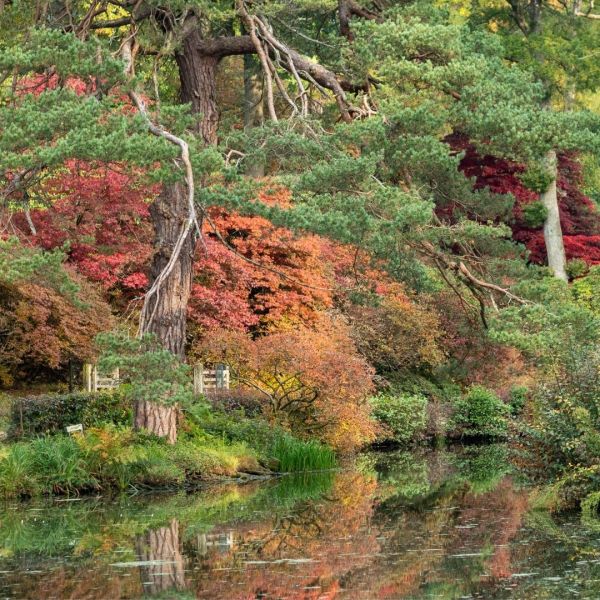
[176,29,221,146]
[136,28,222,442]
[146,182,196,359]
[135,520,186,595]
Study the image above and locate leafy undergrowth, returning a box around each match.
[0,424,263,498]
[0,414,339,498]
[196,409,337,472]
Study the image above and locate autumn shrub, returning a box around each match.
[450,386,509,439]
[8,391,131,439]
[195,317,375,452]
[206,387,265,416]
[0,239,113,385]
[369,393,428,445]
[345,291,444,375]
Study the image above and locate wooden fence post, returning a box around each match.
[193,363,204,396]
[83,363,92,392]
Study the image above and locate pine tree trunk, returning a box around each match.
[541,150,568,282]
[138,182,195,444]
[134,400,178,444]
[135,520,186,595]
[176,29,220,146]
[145,182,195,359]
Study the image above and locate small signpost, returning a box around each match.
[66,424,83,435]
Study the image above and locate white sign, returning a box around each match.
[65,424,83,434]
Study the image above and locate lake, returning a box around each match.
[0,444,598,599]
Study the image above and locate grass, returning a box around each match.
[195,408,338,473]
[270,435,336,472]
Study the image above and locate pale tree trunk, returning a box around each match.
[540,150,568,281]
[243,53,265,178]
[135,519,187,596]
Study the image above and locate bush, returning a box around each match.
[0,423,265,498]
[0,436,95,497]
[196,408,336,472]
[450,386,509,439]
[8,391,131,438]
[509,385,528,415]
[206,387,265,416]
[369,393,428,445]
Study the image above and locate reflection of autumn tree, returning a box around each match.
[191,472,379,599]
[135,519,187,597]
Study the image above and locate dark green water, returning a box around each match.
[0,445,598,599]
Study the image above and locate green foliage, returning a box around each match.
[194,407,336,472]
[0,422,263,498]
[452,444,512,495]
[509,385,528,416]
[0,237,79,300]
[567,258,590,280]
[0,436,94,497]
[8,391,130,439]
[572,265,600,315]
[519,165,555,194]
[582,491,600,523]
[520,201,549,228]
[369,392,428,445]
[97,332,194,408]
[450,385,509,439]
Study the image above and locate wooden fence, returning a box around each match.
[193,364,230,395]
[83,363,230,395]
[83,364,120,392]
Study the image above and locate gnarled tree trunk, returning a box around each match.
[137,182,195,443]
[176,29,220,146]
[540,150,568,282]
[145,182,196,358]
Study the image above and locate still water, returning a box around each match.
[0,445,598,599]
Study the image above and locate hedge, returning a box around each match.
[8,391,131,438]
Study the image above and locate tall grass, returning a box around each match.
[270,435,336,472]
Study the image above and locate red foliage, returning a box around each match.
[13,163,334,334]
[190,208,332,332]
[449,135,600,265]
[14,161,153,295]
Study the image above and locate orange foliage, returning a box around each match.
[195,316,376,452]
[345,285,444,374]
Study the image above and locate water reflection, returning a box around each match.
[0,445,596,599]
